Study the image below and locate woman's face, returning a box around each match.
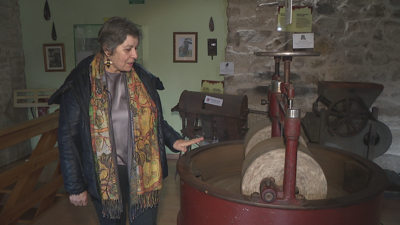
[105,35,138,73]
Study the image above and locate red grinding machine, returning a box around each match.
[176,51,388,225]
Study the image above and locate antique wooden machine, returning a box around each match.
[171,90,249,142]
[176,51,388,225]
[301,81,392,160]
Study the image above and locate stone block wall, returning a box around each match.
[0,0,31,167]
[225,0,400,173]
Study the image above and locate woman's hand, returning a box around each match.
[173,137,204,153]
[69,191,88,206]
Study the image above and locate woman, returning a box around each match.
[49,17,203,225]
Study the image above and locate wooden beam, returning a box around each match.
[0,148,59,190]
[34,162,63,217]
[0,175,63,225]
[0,111,59,149]
[4,131,58,211]
[31,131,57,158]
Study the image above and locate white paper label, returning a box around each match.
[293,33,314,49]
[204,95,223,106]
[220,62,234,75]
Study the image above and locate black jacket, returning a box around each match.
[49,55,182,199]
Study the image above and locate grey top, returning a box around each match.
[105,71,129,165]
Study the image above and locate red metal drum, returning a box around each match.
[177,141,387,225]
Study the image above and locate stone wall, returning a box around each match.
[225,0,400,173]
[0,0,31,167]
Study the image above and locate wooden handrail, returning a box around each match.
[0,148,59,190]
[0,111,59,149]
[0,111,65,225]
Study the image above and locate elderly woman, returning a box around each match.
[49,17,202,225]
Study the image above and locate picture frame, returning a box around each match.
[42,43,66,72]
[173,32,198,63]
[73,24,102,66]
[129,0,144,3]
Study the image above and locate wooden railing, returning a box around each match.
[0,111,66,225]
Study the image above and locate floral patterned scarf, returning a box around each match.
[89,53,162,220]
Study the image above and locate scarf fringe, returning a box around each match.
[102,199,124,219]
[130,189,161,221]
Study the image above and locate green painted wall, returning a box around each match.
[19,0,227,153]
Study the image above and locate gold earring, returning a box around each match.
[105,58,112,68]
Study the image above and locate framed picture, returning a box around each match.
[173,32,198,63]
[129,0,144,3]
[73,24,102,66]
[42,44,66,72]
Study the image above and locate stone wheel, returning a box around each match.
[326,97,369,137]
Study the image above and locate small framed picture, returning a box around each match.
[129,0,144,3]
[42,43,66,72]
[173,32,198,63]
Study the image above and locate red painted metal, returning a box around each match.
[283,56,292,83]
[259,178,278,203]
[272,56,281,80]
[269,92,281,137]
[282,116,301,202]
[177,141,387,225]
[287,84,295,100]
[268,53,302,204]
[178,181,383,225]
[253,113,304,205]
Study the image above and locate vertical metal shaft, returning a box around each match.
[283,56,292,83]
[283,108,301,200]
[270,81,281,137]
[274,56,281,79]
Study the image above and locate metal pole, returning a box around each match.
[283,108,301,200]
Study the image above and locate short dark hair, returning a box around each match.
[98,17,142,55]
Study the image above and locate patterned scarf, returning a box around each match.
[89,53,162,220]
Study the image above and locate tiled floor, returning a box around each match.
[28,159,400,225]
